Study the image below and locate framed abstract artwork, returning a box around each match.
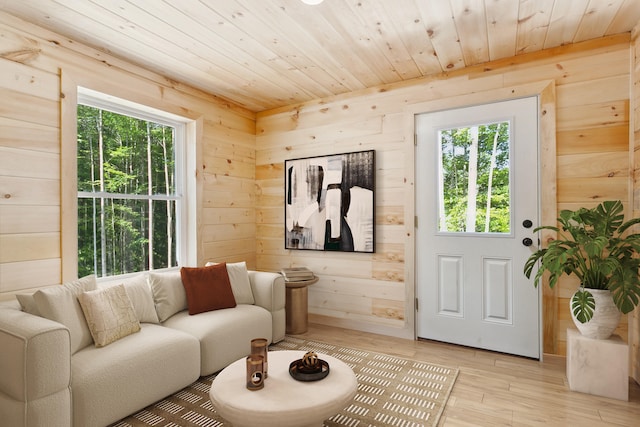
[284,150,375,252]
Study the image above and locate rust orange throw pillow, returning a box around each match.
[180,263,237,315]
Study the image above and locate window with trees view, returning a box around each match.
[437,121,511,234]
[77,94,185,278]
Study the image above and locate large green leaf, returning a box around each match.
[609,265,640,314]
[583,236,607,258]
[571,289,595,323]
[595,200,624,236]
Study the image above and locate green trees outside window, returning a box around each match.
[77,105,178,278]
[437,121,511,234]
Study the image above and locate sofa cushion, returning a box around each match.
[32,275,97,354]
[206,261,255,304]
[180,264,237,315]
[163,304,272,375]
[148,270,187,322]
[78,285,141,347]
[71,323,200,427]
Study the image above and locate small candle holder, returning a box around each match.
[246,354,264,390]
[251,338,268,378]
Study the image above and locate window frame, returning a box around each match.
[69,86,195,280]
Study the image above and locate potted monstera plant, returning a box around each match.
[524,200,640,339]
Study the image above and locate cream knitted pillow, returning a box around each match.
[78,284,141,347]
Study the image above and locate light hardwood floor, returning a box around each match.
[294,323,640,426]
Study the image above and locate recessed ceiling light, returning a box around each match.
[301,0,324,5]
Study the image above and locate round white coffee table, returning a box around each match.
[210,350,357,427]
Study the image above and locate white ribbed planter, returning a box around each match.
[570,289,621,340]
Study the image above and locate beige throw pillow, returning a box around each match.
[78,285,141,347]
[117,274,160,324]
[205,261,255,304]
[148,270,187,322]
[33,275,97,354]
[16,294,40,316]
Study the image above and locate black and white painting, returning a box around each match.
[285,150,375,252]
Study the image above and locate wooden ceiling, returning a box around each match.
[3,0,640,112]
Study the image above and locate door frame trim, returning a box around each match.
[403,80,558,354]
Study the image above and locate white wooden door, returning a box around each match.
[415,97,540,359]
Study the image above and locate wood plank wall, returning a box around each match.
[0,9,636,361]
[0,11,256,297]
[631,24,640,386]
[256,35,633,355]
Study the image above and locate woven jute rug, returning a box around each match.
[111,336,458,427]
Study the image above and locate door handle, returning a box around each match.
[522,237,533,247]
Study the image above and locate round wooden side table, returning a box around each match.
[285,276,318,334]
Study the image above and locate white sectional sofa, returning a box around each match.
[0,263,285,427]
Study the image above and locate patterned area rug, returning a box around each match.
[111,337,458,427]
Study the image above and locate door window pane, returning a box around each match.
[437,121,511,234]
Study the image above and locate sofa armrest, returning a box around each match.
[0,303,72,426]
[248,271,285,312]
[247,271,286,342]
